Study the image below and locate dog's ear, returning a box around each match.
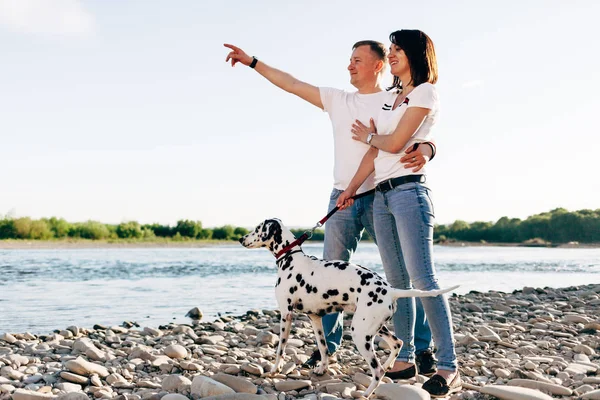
[262,219,283,245]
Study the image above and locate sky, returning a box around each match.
[1,0,599,228]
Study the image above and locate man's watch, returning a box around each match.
[366,133,374,144]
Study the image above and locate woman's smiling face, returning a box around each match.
[387,44,410,77]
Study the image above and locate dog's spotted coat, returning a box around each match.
[240,218,458,399]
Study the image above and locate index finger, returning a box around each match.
[354,119,367,128]
[223,43,241,51]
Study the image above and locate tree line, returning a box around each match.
[0,208,598,244]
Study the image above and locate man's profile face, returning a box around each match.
[347,45,382,88]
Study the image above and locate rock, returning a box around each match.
[11,389,57,400]
[198,395,268,400]
[64,357,109,378]
[480,385,553,400]
[211,374,257,394]
[185,307,203,320]
[162,375,192,393]
[374,384,430,400]
[582,389,600,400]
[256,331,278,346]
[55,383,82,393]
[494,368,511,378]
[466,304,484,313]
[574,344,595,355]
[0,333,17,344]
[164,344,187,359]
[59,372,88,385]
[274,380,312,391]
[56,394,88,400]
[507,379,573,396]
[190,376,235,398]
[160,395,189,400]
[198,336,225,345]
[143,327,162,336]
[240,363,263,376]
[325,382,356,394]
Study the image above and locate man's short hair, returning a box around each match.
[352,40,388,61]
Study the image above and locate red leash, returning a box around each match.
[275,189,376,260]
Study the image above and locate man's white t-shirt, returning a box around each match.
[320,88,396,194]
[374,83,439,185]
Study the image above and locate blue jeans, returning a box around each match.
[321,188,433,355]
[373,182,457,371]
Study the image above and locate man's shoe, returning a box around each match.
[416,349,437,376]
[302,350,322,368]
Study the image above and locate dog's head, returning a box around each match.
[239,218,287,251]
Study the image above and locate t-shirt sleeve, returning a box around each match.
[319,87,342,113]
[407,83,438,111]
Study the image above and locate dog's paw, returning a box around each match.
[269,363,283,376]
[313,365,326,375]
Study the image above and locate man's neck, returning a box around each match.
[356,85,383,94]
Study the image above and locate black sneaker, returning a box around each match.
[416,349,437,376]
[302,349,322,368]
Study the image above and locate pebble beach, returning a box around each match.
[1,284,599,400]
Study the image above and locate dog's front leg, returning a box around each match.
[307,315,329,375]
[270,311,293,374]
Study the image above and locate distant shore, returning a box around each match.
[1,238,599,250]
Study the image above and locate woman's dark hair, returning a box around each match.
[387,29,438,91]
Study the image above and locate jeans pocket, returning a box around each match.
[330,189,342,201]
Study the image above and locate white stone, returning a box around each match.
[57,394,88,400]
[494,368,511,378]
[374,383,430,400]
[582,389,600,400]
[274,380,312,391]
[0,333,17,344]
[11,389,57,400]
[161,375,192,393]
[190,376,235,398]
[211,374,257,394]
[164,344,187,359]
[55,383,82,393]
[481,385,553,400]
[64,357,109,378]
[507,379,573,396]
[160,395,189,400]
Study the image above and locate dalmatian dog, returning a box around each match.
[239,218,459,399]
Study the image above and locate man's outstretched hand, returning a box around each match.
[224,44,253,67]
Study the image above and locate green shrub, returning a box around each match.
[212,225,234,240]
[70,221,111,240]
[116,221,143,239]
[175,220,202,238]
[0,218,16,239]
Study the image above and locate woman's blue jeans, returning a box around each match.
[321,188,433,357]
[373,182,457,371]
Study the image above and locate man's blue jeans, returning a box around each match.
[373,182,457,370]
[321,188,433,356]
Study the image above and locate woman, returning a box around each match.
[337,29,461,397]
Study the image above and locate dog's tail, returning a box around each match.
[390,285,460,300]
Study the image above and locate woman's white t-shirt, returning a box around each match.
[374,83,439,185]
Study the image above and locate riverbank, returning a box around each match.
[1,239,599,250]
[1,284,599,400]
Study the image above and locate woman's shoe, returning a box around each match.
[384,364,417,380]
[422,372,462,398]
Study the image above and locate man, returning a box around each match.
[224,41,437,377]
